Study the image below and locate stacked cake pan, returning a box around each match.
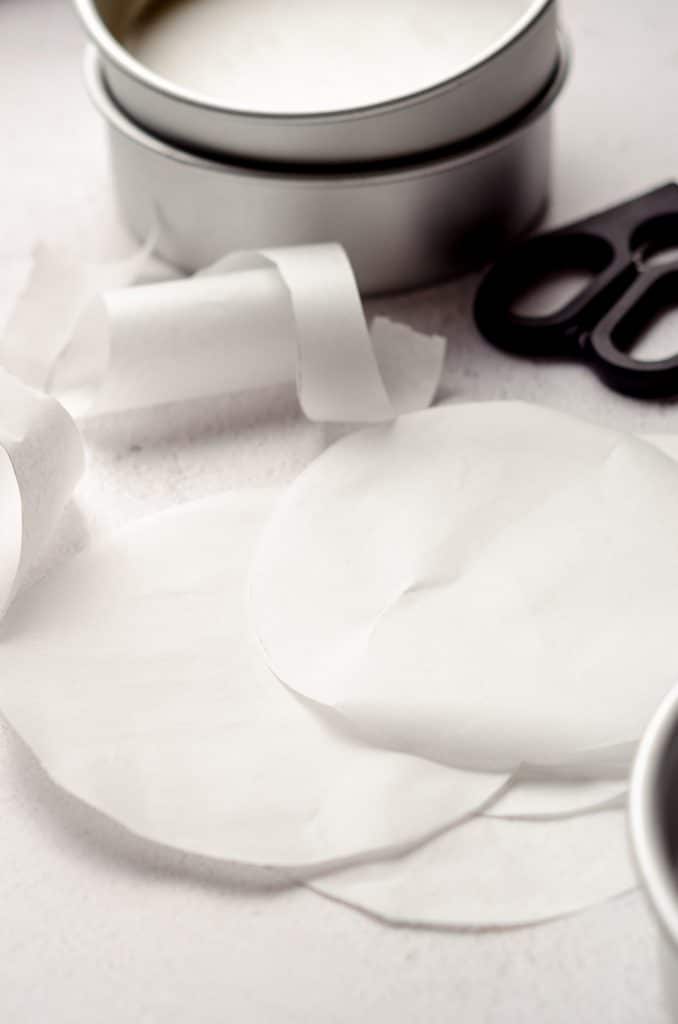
[74,0,568,293]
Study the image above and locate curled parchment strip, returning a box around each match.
[11,244,444,423]
[311,810,634,929]
[0,369,83,616]
[249,402,678,777]
[0,490,506,870]
[203,248,446,423]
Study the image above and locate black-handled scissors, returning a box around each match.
[474,183,678,399]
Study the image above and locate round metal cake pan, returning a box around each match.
[75,0,559,165]
[630,683,678,1017]
[85,43,568,295]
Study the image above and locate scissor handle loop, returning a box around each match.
[473,229,630,359]
[589,267,678,399]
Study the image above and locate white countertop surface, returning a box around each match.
[1,0,677,1020]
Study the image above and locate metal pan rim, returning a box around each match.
[84,39,568,184]
[630,682,678,952]
[75,0,554,125]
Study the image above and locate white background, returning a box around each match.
[1,0,678,1020]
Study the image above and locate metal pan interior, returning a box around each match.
[115,0,552,117]
[74,0,559,164]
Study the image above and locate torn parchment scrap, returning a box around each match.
[0,490,506,870]
[45,244,444,421]
[1,239,154,392]
[249,401,678,777]
[0,368,83,616]
[311,810,634,929]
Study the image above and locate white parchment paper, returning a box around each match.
[1,240,153,391]
[311,810,634,928]
[0,368,83,616]
[7,243,445,424]
[0,489,506,871]
[250,402,678,777]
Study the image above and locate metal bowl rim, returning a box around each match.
[74,0,556,125]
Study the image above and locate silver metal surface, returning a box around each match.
[630,683,678,1015]
[85,44,567,295]
[75,0,559,165]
